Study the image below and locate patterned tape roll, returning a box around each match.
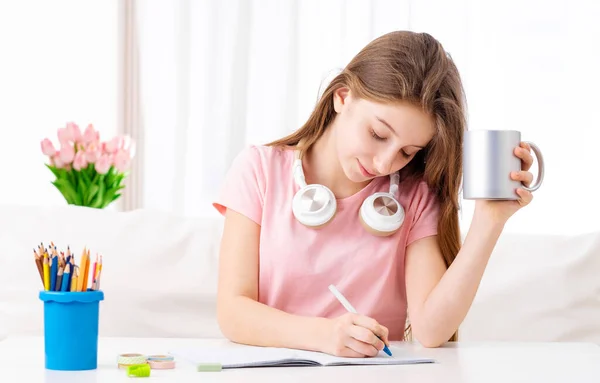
[146,354,174,362]
[117,353,147,366]
[148,360,176,369]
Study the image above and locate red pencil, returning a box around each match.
[91,253,98,287]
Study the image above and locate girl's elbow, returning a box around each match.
[418,337,446,348]
[411,324,451,348]
[216,298,238,341]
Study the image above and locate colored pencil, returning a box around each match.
[93,268,102,291]
[34,250,43,286]
[55,266,64,292]
[50,256,58,291]
[43,253,50,291]
[91,253,98,289]
[78,248,89,292]
[68,254,75,290]
[61,263,71,292]
[71,266,79,292]
[93,255,102,286]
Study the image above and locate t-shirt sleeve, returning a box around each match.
[406,181,440,246]
[212,146,265,225]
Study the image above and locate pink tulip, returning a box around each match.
[85,142,101,163]
[83,124,100,144]
[41,138,56,156]
[104,136,121,153]
[59,144,75,164]
[51,153,65,169]
[95,154,111,174]
[113,149,131,172]
[73,151,88,171]
[57,127,71,146]
[66,122,82,143]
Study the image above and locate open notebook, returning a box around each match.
[169,343,435,369]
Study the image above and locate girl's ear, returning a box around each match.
[333,87,351,113]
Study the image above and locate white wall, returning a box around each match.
[0,1,119,207]
[449,0,600,235]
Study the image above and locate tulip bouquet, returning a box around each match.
[40,122,135,209]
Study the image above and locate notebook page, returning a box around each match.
[170,345,304,367]
[294,348,436,366]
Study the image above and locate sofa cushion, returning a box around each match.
[0,204,225,339]
[1,203,599,344]
[460,230,600,343]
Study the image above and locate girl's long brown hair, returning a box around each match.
[267,31,466,342]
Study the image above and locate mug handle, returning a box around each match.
[521,141,545,192]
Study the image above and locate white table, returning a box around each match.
[1,336,599,382]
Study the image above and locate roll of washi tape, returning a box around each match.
[127,364,151,377]
[117,353,147,368]
[148,359,176,369]
[146,354,174,362]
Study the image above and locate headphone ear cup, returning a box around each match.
[292,184,337,228]
[359,192,405,236]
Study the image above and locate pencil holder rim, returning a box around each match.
[39,290,104,303]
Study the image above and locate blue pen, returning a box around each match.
[328,284,392,356]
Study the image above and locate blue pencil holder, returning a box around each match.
[39,290,104,371]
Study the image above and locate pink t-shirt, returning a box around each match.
[213,145,439,340]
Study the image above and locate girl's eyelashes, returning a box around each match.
[370,127,412,158]
[370,128,386,141]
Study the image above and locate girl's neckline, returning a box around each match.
[335,175,387,207]
[282,146,388,207]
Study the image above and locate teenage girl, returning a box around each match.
[213,31,536,356]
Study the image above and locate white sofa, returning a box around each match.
[1,204,599,344]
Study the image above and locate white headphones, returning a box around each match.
[291,145,405,236]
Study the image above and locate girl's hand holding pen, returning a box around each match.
[320,312,390,358]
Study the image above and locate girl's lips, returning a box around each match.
[358,160,376,177]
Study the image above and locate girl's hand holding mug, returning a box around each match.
[476,142,537,224]
[463,130,545,225]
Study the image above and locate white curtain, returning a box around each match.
[130,0,600,235]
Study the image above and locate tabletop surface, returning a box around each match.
[1,336,600,383]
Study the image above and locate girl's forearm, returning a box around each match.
[412,213,505,347]
[217,296,329,351]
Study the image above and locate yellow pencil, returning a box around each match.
[43,252,50,291]
[71,267,79,292]
[96,255,102,279]
[78,248,89,292]
[83,248,91,290]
